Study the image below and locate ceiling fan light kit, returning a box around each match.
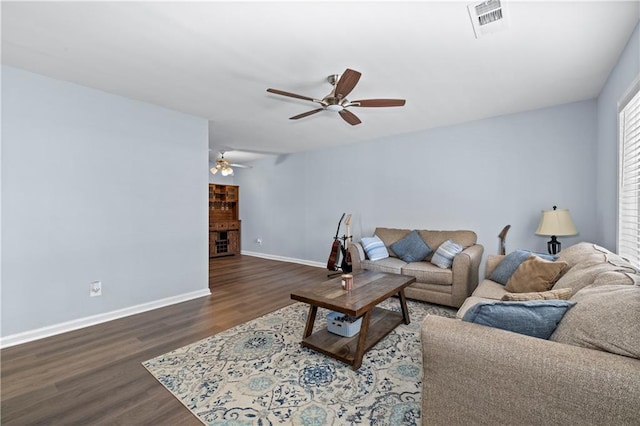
[211,162,234,176]
[266,68,406,125]
[210,152,252,176]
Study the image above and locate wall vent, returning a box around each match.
[468,0,509,39]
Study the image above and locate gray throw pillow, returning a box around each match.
[462,300,576,339]
[389,230,432,263]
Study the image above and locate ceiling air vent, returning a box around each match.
[467,0,509,39]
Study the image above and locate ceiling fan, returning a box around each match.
[266,68,406,126]
[210,152,251,176]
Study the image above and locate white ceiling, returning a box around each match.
[2,1,639,164]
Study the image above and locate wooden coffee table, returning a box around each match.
[290,270,416,370]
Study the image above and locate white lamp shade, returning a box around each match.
[535,208,578,236]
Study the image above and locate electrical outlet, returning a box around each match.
[256,238,262,245]
[90,281,102,297]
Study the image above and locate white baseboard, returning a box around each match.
[0,288,211,349]
[241,250,325,269]
[3,253,323,349]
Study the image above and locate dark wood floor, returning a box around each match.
[1,255,329,425]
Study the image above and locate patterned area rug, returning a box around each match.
[142,299,455,425]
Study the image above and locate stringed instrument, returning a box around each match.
[498,224,511,255]
[327,213,346,271]
[341,214,353,273]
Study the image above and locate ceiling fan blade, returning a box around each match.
[339,109,362,126]
[290,108,324,120]
[266,88,316,102]
[351,99,406,107]
[229,163,252,169]
[334,68,361,99]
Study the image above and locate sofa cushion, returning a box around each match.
[552,261,638,293]
[389,230,432,263]
[550,284,640,359]
[602,248,640,270]
[361,257,406,274]
[402,262,453,285]
[552,262,602,292]
[462,300,575,339]
[484,255,505,278]
[489,250,559,285]
[417,230,477,253]
[360,235,389,261]
[373,228,411,257]
[430,240,463,269]
[504,256,568,293]
[593,270,640,287]
[501,288,573,301]
[556,242,606,268]
[472,279,510,299]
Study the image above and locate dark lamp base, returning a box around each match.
[547,236,561,255]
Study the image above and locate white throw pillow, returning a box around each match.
[430,239,463,269]
[360,235,389,261]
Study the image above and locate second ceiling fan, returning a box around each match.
[210,151,251,176]
[266,68,406,126]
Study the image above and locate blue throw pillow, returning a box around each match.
[360,235,389,261]
[389,230,432,263]
[528,251,559,261]
[430,240,463,269]
[461,300,576,339]
[490,249,559,285]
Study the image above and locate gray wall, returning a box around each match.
[3,20,636,339]
[596,21,640,250]
[235,21,640,268]
[1,66,209,337]
[235,100,598,265]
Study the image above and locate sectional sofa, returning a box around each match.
[420,242,640,425]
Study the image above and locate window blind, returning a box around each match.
[618,78,640,267]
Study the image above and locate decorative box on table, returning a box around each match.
[327,311,362,337]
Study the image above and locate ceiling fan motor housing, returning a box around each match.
[325,97,344,111]
[327,74,341,85]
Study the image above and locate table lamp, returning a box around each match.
[535,206,578,254]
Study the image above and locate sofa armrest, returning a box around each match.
[421,315,640,426]
[450,244,484,307]
[348,242,365,271]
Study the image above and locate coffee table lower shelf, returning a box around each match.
[301,307,404,369]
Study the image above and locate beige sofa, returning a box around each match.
[421,242,640,425]
[348,227,484,308]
